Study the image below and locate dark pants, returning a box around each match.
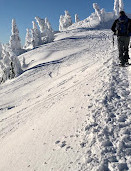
[117,36,130,64]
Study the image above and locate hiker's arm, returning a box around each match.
[129,19,131,33]
[111,20,117,34]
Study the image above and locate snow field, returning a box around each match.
[0,29,131,171]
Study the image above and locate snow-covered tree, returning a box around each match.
[35,17,45,33]
[114,0,119,16]
[59,15,64,31]
[65,10,72,26]
[0,43,2,59]
[119,0,124,12]
[31,21,41,48]
[114,0,124,16]
[0,44,22,83]
[45,18,54,42]
[9,19,21,55]
[45,18,53,32]
[93,3,103,22]
[35,16,54,44]
[101,8,106,22]
[75,14,80,23]
[24,28,32,49]
[59,10,72,31]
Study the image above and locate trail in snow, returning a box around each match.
[78,51,131,171]
[0,29,131,171]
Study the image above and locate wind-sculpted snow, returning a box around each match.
[0,29,131,171]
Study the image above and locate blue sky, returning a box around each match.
[0,0,130,45]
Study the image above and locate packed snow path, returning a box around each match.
[0,29,131,171]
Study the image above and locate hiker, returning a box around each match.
[111,11,131,66]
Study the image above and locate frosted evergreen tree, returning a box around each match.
[9,19,21,55]
[35,16,54,44]
[45,18,54,42]
[35,16,46,43]
[24,28,32,49]
[59,15,64,31]
[0,44,22,83]
[35,17,45,33]
[45,18,53,32]
[0,43,2,59]
[101,8,106,22]
[59,10,72,31]
[75,14,80,23]
[31,21,41,48]
[65,10,72,27]
[93,3,103,22]
[114,0,124,17]
[114,0,119,16]
[119,0,124,12]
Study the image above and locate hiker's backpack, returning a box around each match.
[128,19,131,36]
[116,16,129,36]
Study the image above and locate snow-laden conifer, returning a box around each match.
[114,0,124,17]
[0,44,22,83]
[35,17,54,44]
[0,43,2,59]
[24,28,32,50]
[65,10,72,26]
[119,0,124,12]
[59,15,64,31]
[75,14,80,23]
[35,17,45,33]
[9,19,21,55]
[59,10,72,31]
[31,21,41,48]
[45,18,54,43]
[93,3,103,22]
[114,0,119,16]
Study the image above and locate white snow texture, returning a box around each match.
[0,0,131,171]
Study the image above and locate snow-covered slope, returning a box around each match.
[0,29,131,171]
[68,12,114,30]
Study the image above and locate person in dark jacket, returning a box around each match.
[111,11,131,66]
